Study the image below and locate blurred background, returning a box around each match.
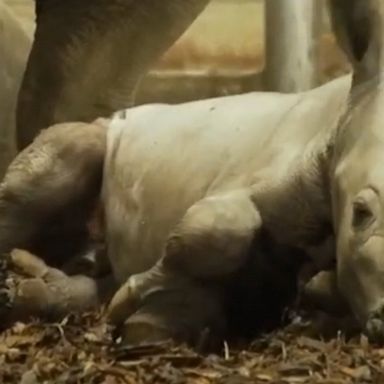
[6,0,350,104]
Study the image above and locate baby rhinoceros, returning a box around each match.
[0,72,349,345]
[2,0,384,346]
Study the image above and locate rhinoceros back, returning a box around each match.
[103,76,350,283]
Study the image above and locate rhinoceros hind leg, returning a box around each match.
[108,190,261,346]
[0,121,106,266]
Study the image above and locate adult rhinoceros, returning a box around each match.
[2,0,384,345]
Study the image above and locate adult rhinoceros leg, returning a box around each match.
[17,0,210,149]
[107,190,261,345]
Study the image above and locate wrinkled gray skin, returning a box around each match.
[17,0,210,150]
[3,0,384,344]
[0,2,32,178]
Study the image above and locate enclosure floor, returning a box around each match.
[1,311,383,384]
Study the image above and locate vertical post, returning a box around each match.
[264,0,322,93]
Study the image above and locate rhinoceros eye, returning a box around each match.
[352,201,374,230]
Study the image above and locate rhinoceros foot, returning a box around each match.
[0,249,100,326]
[108,263,226,347]
[0,250,53,327]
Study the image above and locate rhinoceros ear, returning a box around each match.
[328,0,380,82]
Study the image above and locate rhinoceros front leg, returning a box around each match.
[107,190,261,346]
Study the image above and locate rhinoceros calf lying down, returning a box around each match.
[2,0,384,345]
[0,72,353,343]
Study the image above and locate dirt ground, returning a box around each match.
[1,310,384,384]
